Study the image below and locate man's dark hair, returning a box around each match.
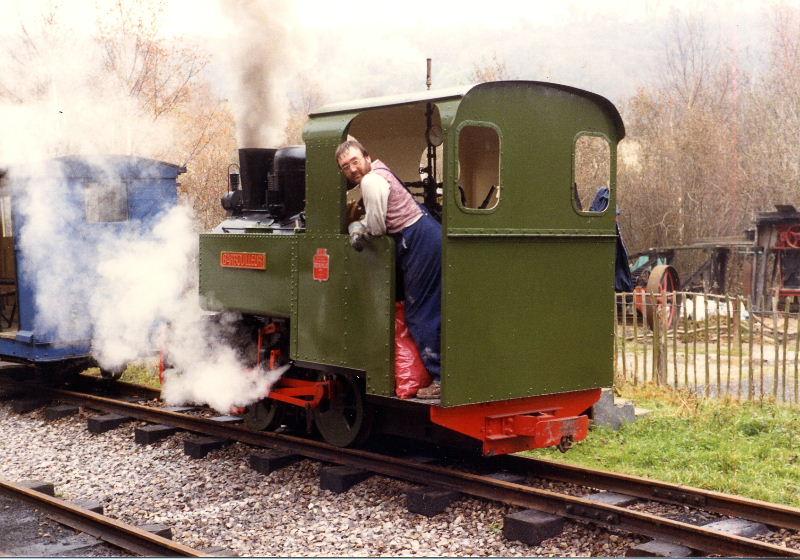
[335,139,369,162]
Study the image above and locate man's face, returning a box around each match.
[337,147,372,185]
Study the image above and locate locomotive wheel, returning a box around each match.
[100,368,124,381]
[313,373,371,447]
[244,399,283,431]
[36,358,95,385]
[645,264,681,331]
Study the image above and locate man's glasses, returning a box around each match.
[339,156,362,172]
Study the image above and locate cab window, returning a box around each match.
[457,124,501,211]
[573,134,611,214]
[85,181,128,223]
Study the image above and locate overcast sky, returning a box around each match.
[1,0,795,106]
[160,0,789,105]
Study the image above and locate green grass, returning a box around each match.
[526,383,800,507]
[84,360,161,389]
[119,361,160,388]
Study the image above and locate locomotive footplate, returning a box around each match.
[430,388,600,456]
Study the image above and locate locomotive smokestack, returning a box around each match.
[238,148,276,210]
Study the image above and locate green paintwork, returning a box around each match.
[441,82,622,406]
[442,239,614,404]
[198,231,395,396]
[199,234,296,317]
[303,113,353,234]
[294,235,394,396]
[200,80,625,407]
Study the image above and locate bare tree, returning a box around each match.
[617,12,748,259]
[283,78,327,145]
[0,1,236,229]
[172,85,237,230]
[0,6,68,103]
[470,53,512,82]
[96,0,209,120]
[740,5,800,211]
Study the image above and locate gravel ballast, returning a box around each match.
[0,403,645,556]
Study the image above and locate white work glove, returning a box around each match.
[348,221,370,251]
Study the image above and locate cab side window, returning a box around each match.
[85,181,129,223]
[457,125,501,211]
[573,134,611,214]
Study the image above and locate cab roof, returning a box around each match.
[311,85,470,117]
[310,80,624,138]
[7,155,186,180]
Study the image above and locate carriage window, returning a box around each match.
[457,125,501,210]
[573,134,611,214]
[85,181,128,223]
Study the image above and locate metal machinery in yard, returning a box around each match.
[629,205,800,315]
[198,81,625,455]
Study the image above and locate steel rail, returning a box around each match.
[0,478,206,557]
[500,454,800,532]
[27,387,800,558]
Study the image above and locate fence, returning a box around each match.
[614,292,800,403]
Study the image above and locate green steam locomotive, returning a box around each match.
[199,81,624,455]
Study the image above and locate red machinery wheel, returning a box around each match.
[781,225,800,249]
[644,264,680,331]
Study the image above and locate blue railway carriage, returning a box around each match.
[0,156,183,377]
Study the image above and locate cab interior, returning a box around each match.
[344,101,503,219]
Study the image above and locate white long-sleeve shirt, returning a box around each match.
[358,172,391,236]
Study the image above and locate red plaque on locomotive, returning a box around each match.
[313,248,330,282]
[219,251,267,270]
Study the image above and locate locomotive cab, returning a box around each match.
[200,81,625,455]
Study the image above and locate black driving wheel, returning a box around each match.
[100,368,124,380]
[36,358,94,385]
[313,373,371,447]
[244,399,283,431]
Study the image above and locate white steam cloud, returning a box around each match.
[0,3,286,413]
[8,157,283,412]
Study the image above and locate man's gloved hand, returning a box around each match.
[346,199,365,223]
[348,221,369,251]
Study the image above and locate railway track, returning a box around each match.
[3,373,800,557]
[497,454,800,531]
[0,477,206,556]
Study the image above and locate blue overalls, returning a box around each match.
[394,206,442,380]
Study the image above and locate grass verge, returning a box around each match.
[526,383,800,507]
[83,360,160,389]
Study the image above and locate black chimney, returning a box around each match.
[238,148,276,210]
